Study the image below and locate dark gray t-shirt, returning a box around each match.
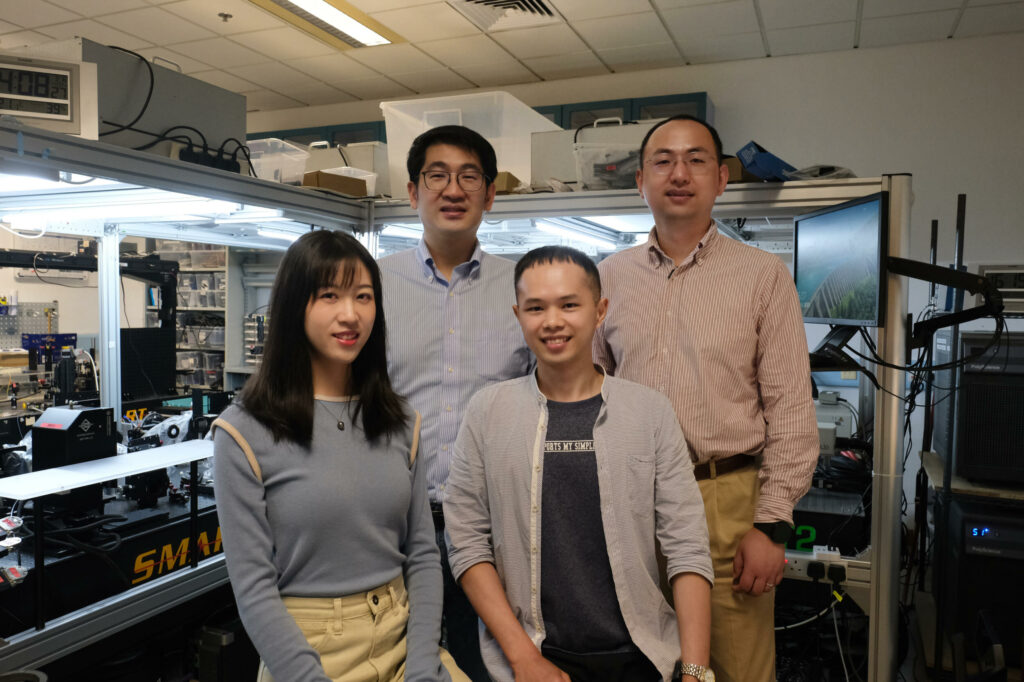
[541,394,632,654]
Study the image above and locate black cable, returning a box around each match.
[31,253,95,289]
[99,46,155,137]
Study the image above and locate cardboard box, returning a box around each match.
[723,156,759,184]
[736,141,796,182]
[493,171,522,194]
[302,170,368,197]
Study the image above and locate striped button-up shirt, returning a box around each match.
[594,226,818,524]
[444,372,713,682]
[380,240,533,502]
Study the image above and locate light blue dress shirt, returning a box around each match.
[379,239,533,502]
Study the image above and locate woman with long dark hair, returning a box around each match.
[212,230,464,681]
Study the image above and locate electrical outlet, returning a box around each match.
[784,552,815,579]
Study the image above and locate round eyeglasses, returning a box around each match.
[420,170,488,192]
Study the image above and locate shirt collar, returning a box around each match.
[415,238,484,280]
[527,364,609,406]
[645,221,719,270]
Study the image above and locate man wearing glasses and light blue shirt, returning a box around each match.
[379,125,533,681]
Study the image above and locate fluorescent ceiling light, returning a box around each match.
[257,228,301,242]
[536,222,618,251]
[382,224,423,240]
[0,172,116,193]
[290,0,389,45]
[587,215,652,233]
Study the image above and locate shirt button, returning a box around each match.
[442,445,449,451]
[449,328,455,334]
[428,276,433,282]
[531,546,537,553]
[449,291,455,297]
[445,405,453,412]
[447,367,453,373]
[534,465,540,472]
[531,588,537,595]
[532,505,538,512]
[662,347,668,354]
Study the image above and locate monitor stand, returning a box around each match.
[809,325,864,373]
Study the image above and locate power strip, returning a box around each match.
[783,547,872,612]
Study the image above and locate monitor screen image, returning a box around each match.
[794,192,889,327]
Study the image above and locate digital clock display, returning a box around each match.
[0,96,69,117]
[0,64,73,121]
[986,270,1024,298]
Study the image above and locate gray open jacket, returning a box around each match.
[443,371,714,682]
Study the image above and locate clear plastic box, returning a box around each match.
[190,250,226,269]
[247,137,310,184]
[380,91,560,197]
[320,166,377,196]
[176,351,202,370]
[159,250,190,267]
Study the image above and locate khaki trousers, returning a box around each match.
[256,575,468,682]
[697,465,775,682]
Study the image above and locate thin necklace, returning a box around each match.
[317,400,348,431]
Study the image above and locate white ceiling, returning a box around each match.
[1,0,1022,113]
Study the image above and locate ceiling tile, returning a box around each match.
[416,34,516,67]
[548,0,654,21]
[226,61,319,90]
[956,3,1024,37]
[661,1,760,42]
[241,88,303,112]
[160,0,284,34]
[331,77,414,100]
[288,53,382,83]
[369,3,479,42]
[47,0,149,13]
[346,43,441,72]
[492,24,589,59]
[133,46,212,73]
[279,84,356,106]
[861,0,962,19]
[190,68,259,92]
[653,0,741,9]
[860,10,959,48]
[238,27,337,61]
[0,30,59,50]
[388,68,474,93]
[0,0,80,28]
[758,0,856,30]
[573,12,673,50]
[766,21,855,56]
[521,51,608,80]
[347,0,435,11]
[166,36,270,67]
[681,31,765,63]
[42,19,153,49]
[454,61,539,87]
[100,6,218,44]
[598,42,682,71]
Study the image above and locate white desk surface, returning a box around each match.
[0,440,213,501]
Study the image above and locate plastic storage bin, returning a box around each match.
[176,351,202,370]
[190,250,226,269]
[248,138,310,184]
[380,91,560,197]
[321,166,377,196]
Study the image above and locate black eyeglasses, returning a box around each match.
[420,170,488,192]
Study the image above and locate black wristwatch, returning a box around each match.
[753,521,794,544]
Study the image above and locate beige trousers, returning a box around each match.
[697,465,776,682]
[256,575,468,682]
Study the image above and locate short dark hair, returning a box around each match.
[406,125,498,186]
[514,245,602,302]
[639,114,724,164]
[241,230,407,445]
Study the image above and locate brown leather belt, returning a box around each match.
[693,453,757,481]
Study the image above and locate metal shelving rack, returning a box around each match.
[0,118,912,681]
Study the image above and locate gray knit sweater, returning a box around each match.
[213,399,445,681]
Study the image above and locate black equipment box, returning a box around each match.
[32,405,115,514]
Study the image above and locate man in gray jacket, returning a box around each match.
[444,246,715,682]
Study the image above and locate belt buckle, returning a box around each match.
[708,459,718,479]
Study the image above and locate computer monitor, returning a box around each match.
[794,191,889,327]
[121,327,177,401]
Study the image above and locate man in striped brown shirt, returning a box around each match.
[593,115,818,682]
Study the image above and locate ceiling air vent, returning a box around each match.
[448,0,563,32]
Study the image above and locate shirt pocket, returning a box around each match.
[628,454,656,518]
